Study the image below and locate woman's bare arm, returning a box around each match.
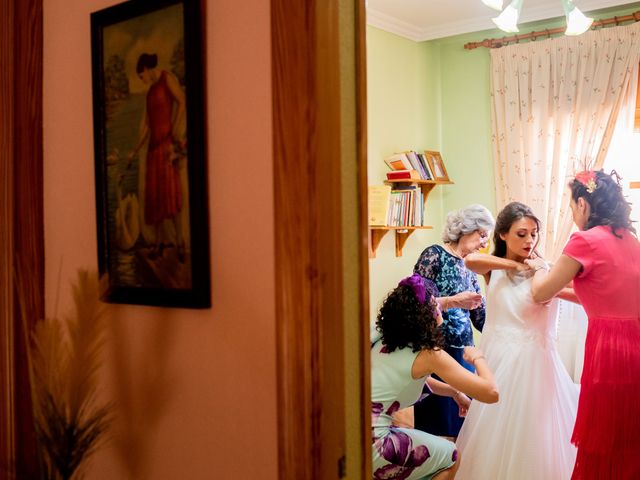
[413,348,499,403]
[556,287,581,304]
[426,377,471,417]
[166,71,187,140]
[438,291,483,310]
[464,252,528,276]
[528,254,582,303]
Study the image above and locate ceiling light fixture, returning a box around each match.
[492,0,523,33]
[562,0,594,35]
[485,0,593,36]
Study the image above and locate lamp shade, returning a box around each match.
[562,0,594,35]
[482,0,504,11]
[492,0,523,33]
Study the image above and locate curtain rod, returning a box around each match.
[464,10,640,50]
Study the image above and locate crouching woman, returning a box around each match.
[371,274,499,480]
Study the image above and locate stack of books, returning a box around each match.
[368,184,424,227]
[384,151,434,181]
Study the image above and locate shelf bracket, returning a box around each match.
[395,229,415,257]
[420,183,438,204]
[369,228,389,258]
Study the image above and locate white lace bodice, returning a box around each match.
[482,269,557,348]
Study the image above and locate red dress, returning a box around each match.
[563,225,640,479]
[144,71,182,225]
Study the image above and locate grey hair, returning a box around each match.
[442,204,495,243]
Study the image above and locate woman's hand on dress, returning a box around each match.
[463,346,484,364]
[524,256,548,272]
[448,291,483,310]
[514,261,533,273]
[453,391,471,417]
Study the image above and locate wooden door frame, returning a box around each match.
[0,0,43,478]
[272,0,370,478]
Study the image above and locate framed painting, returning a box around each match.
[424,150,450,182]
[91,0,210,308]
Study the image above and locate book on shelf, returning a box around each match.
[387,186,424,227]
[385,150,438,181]
[386,169,420,180]
[384,153,413,171]
[402,151,430,180]
[368,185,392,226]
[417,153,434,180]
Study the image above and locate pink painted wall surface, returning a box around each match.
[43,0,277,478]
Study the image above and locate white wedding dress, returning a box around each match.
[455,269,579,480]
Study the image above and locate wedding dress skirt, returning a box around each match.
[456,270,579,480]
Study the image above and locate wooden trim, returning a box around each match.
[13,0,43,476]
[272,0,349,478]
[0,0,43,477]
[0,0,17,475]
[465,10,640,50]
[356,0,372,476]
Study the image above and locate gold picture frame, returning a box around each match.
[424,150,450,182]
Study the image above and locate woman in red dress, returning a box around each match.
[129,53,187,261]
[527,170,640,479]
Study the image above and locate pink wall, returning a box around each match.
[43,0,277,478]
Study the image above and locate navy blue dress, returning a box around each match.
[412,244,486,437]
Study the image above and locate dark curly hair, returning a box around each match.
[570,170,636,237]
[375,284,444,353]
[492,202,540,258]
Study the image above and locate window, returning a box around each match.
[605,68,640,223]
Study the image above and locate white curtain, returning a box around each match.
[560,60,639,382]
[489,23,640,381]
[490,22,640,258]
[555,295,588,381]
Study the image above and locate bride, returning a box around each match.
[455,202,579,479]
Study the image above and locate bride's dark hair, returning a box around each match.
[492,202,540,258]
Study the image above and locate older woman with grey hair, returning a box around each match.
[412,204,495,440]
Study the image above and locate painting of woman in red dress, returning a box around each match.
[92,0,210,307]
[128,52,188,264]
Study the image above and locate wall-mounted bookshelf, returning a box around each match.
[369,178,453,258]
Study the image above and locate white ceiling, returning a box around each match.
[367,0,639,41]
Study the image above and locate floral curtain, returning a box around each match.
[490,22,640,258]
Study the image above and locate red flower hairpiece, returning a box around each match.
[575,170,597,193]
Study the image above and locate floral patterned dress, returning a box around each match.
[412,245,485,437]
[371,339,457,479]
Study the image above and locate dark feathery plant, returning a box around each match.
[21,270,111,480]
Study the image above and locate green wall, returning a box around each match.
[367,27,445,321]
[437,39,495,213]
